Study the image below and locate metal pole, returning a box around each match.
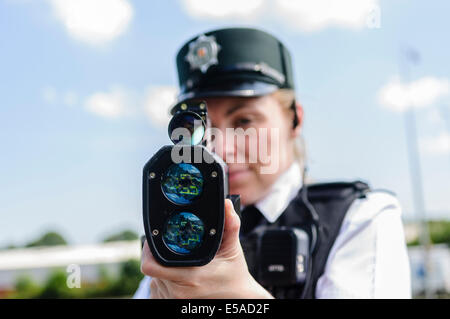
[399,47,433,298]
[438,104,450,170]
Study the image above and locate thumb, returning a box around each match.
[216,198,242,258]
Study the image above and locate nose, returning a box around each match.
[223,129,237,163]
[210,126,236,164]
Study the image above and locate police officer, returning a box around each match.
[135,27,411,299]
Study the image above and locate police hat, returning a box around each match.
[172,27,295,114]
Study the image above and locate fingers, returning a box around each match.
[141,240,190,281]
[224,198,241,239]
[150,278,169,299]
[216,199,242,257]
[141,199,243,280]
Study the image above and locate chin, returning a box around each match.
[229,187,259,206]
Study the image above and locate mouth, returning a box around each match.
[228,167,251,183]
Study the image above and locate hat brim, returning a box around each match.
[174,80,279,112]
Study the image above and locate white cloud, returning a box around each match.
[47,0,133,45]
[179,0,380,31]
[420,132,450,155]
[84,85,177,125]
[180,0,265,20]
[273,0,380,32]
[42,86,78,107]
[143,86,178,128]
[378,76,450,112]
[84,87,132,119]
[42,86,58,104]
[43,85,176,125]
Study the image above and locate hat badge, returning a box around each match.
[185,34,221,73]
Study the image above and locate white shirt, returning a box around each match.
[134,163,412,299]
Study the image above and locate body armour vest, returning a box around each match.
[240,180,370,299]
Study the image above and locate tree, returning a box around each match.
[12,275,41,298]
[107,259,143,296]
[26,231,68,247]
[0,244,18,250]
[102,230,139,243]
[407,220,450,246]
[38,270,78,299]
[429,220,450,245]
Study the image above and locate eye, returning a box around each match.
[234,117,253,127]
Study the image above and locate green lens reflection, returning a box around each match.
[163,212,205,254]
[161,163,203,205]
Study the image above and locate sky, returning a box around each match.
[0,0,449,247]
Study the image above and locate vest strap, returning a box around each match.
[241,180,370,299]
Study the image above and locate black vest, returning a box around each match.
[241,180,370,299]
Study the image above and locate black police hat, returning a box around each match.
[173,27,295,114]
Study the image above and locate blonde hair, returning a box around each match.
[271,88,307,178]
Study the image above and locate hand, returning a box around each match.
[140,199,274,299]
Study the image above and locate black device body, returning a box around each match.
[143,145,228,266]
[142,101,231,267]
[243,226,310,287]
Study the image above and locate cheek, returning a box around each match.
[230,168,278,205]
[248,125,285,167]
[234,126,277,158]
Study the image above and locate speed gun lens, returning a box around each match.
[161,163,203,205]
[168,111,205,145]
[163,212,205,255]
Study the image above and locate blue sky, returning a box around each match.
[1,0,449,247]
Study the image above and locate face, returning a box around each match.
[203,94,302,206]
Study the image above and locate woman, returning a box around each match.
[134,27,411,299]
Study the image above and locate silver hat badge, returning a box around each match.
[185,34,221,73]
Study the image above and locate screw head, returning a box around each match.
[152,229,159,236]
[211,171,217,178]
[149,172,156,179]
[209,229,216,236]
[181,103,187,110]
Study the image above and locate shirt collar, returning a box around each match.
[253,162,303,223]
